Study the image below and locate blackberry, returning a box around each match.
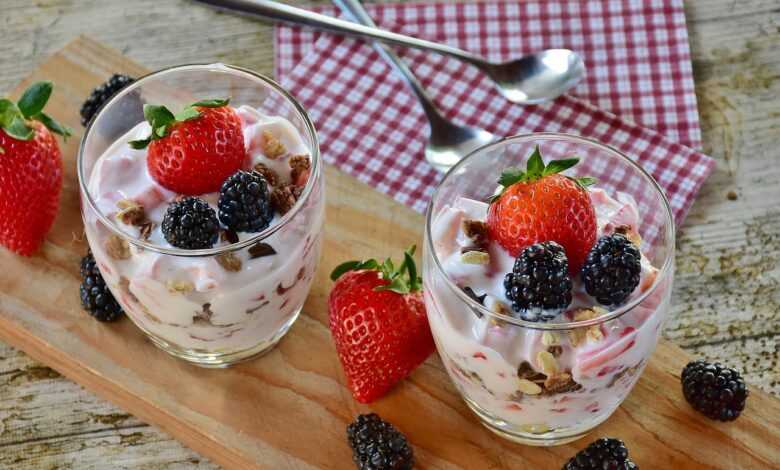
[347,413,413,470]
[581,234,641,306]
[217,170,273,233]
[563,438,638,470]
[79,252,124,322]
[503,241,572,322]
[161,197,219,249]
[80,74,140,126]
[681,360,748,421]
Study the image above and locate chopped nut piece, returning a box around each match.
[519,423,550,434]
[615,224,642,246]
[116,199,145,225]
[220,229,239,244]
[215,252,242,272]
[462,219,489,246]
[270,184,302,215]
[167,280,194,293]
[105,235,131,260]
[586,325,604,342]
[248,242,277,259]
[542,331,560,347]
[460,249,490,265]
[289,154,311,184]
[537,350,559,376]
[572,307,601,322]
[252,162,278,187]
[517,378,542,395]
[568,329,587,348]
[548,345,564,358]
[261,130,286,159]
[139,221,154,241]
[517,361,546,382]
[544,373,582,394]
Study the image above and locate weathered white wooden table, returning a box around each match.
[1,0,778,467]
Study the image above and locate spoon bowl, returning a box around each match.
[484,49,585,104]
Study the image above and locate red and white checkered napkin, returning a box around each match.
[274,0,714,224]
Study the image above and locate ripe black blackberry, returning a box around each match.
[347,413,413,470]
[581,233,641,306]
[80,74,139,126]
[504,241,572,322]
[217,170,274,233]
[80,251,123,322]
[161,197,219,249]
[681,360,748,421]
[563,438,638,470]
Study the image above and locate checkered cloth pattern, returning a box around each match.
[274,0,714,224]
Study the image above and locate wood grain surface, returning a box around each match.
[0,0,778,468]
[0,36,778,470]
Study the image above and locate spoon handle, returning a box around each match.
[193,0,486,66]
[331,0,444,123]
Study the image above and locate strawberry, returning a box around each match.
[328,246,435,403]
[486,147,597,274]
[130,98,246,195]
[0,81,71,255]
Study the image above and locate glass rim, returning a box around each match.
[77,63,321,257]
[424,132,676,331]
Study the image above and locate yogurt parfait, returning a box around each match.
[423,134,674,445]
[78,65,324,367]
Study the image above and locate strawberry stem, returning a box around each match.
[489,146,595,203]
[128,97,230,149]
[0,81,71,143]
[330,245,422,294]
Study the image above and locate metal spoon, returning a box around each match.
[331,0,495,172]
[193,0,586,105]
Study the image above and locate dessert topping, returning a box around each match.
[215,252,242,272]
[116,199,145,226]
[261,130,286,159]
[161,197,219,250]
[248,242,277,259]
[105,235,131,260]
[487,146,597,273]
[504,241,572,322]
[217,170,274,233]
[270,183,302,215]
[581,233,641,306]
[252,162,278,187]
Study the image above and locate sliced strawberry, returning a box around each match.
[0,81,70,255]
[486,147,597,273]
[328,246,435,403]
[130,99,246,195]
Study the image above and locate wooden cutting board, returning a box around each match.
[0,36,777,469]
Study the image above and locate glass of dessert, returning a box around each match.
[423,133,674,445]
[78,64,324,367]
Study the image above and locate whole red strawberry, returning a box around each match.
[328,246,435,403]
[0,81,70,255]
[130,98,246,195]
[487,147,597,274]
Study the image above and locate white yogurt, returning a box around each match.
[84,106,324,355]
[425,189,671,431]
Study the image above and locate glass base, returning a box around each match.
[463,396,611,446]
[142,307,302,368]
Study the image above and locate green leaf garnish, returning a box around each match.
[128,98,230,150]
[4,116,34,140]
[1,82,70,143]
[190,98,230,108]
[34,112,72,139]
[17,81,52,118]
[330,246,422,295]
[487,146,596,204]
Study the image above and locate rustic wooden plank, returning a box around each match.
[0,0,777,467]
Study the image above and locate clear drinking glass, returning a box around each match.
[78,65,324,367]
[423,133,674,445]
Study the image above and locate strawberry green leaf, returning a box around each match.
[330,261,363,281]
[4,116,34,140]
[0,99,19,127]
[190,98,230,108]
[33,112,72,140]
[543,158,579,176]
[17,81,52,119]
[128,137,151,149]
[497,167,525,187]
[526,146,544,178]
[573,176,597,189]
[404,249,421,292]
[174,107,201,122]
